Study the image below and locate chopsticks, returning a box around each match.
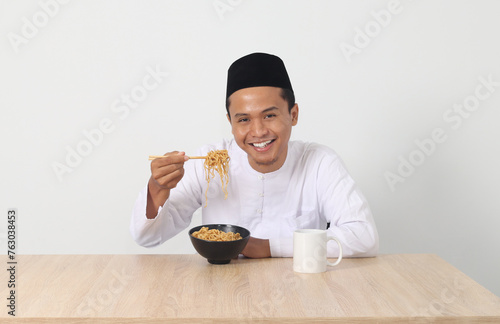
[148,155,206,161]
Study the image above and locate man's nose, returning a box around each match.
[250,120,268,137]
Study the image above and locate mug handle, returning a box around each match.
[326,236,343,267]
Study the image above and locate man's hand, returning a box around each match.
[146,151,188,218]
[241,237,271,258]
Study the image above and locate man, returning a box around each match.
[130,52,378,258]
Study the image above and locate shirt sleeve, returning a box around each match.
[129,185,162,247]
[267,146,379,258]
[319,155,379,258]
[269,237,293,257]
[129,155,204,248]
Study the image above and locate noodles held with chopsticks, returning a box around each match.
[203,149,230,207]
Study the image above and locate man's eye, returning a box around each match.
[265,114,276,119]
[238,118,249,123]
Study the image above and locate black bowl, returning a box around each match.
[189,224,250,264]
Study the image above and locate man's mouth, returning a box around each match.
[251,139,274,148]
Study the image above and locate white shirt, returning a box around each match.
[130,139,378,257]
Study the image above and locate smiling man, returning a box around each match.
[130,53,378,258]
[228,86,297,174]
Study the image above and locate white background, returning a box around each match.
[1,0,499,297]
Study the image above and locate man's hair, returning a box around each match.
[226,88,296,117]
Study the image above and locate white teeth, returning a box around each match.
[253,140,272,148]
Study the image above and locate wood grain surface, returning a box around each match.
[1,254,499,323]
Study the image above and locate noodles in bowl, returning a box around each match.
[189,224,250,264]
[192,226,242,242]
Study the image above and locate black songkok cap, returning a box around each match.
[226,52,293,99]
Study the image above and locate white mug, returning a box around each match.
[293,229,343,273]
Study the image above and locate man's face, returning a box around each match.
[227,86,298,173]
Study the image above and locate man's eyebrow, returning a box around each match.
[233,107,279,118]
[262,107,279,113]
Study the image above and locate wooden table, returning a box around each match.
[1,254,499,323]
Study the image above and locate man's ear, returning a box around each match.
[226,113,231,123]
[291,104,299,126]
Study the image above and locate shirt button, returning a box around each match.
[259,192,264,197]
[256,209,262,214]
[258,175,265,180]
